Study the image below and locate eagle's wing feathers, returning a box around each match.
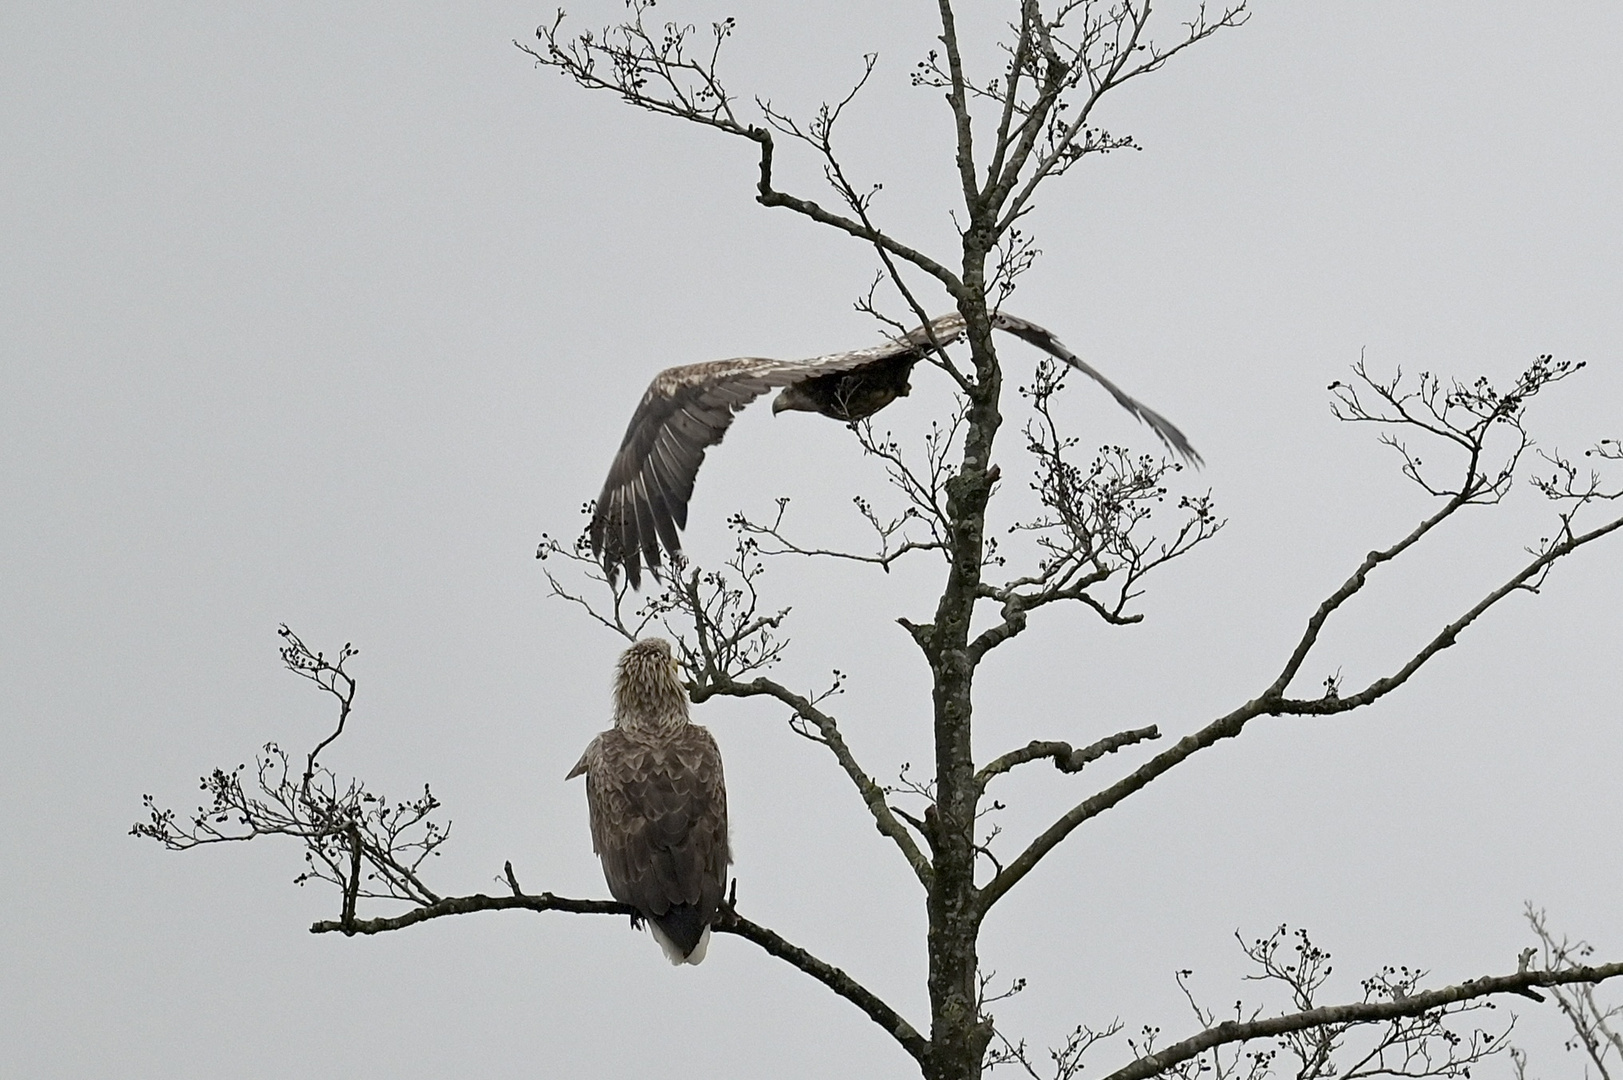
[588,311,1199,588]
[990,312,1203,466]
[590,359,802,589]
[785,312,967,377]
[588,344,934,588]
[565,736,595,781]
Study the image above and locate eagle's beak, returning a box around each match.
[771,386,810,415]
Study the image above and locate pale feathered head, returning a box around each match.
[613,637,689,730]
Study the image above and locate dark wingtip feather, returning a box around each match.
[588,510,625,588]
[992,312,1204,467]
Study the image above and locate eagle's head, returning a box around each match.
[613,637,689,731]
[771,383,819,415]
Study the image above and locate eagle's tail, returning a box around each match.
[649,905,711,965]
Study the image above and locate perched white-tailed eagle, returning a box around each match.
[590,311,1201,587]
[568,637,730,965]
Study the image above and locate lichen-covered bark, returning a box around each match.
[922,230,1001,1080]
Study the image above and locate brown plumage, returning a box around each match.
[588,311,1202,588]
[567,638,730,964]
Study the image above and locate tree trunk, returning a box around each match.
[925,252,1000,1080]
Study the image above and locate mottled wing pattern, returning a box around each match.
[589,358,790,589]
[588,326,959,588]
[573,726,730,925]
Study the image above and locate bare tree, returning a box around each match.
[135,4,1623,1080]
[1516,907,1623,1080]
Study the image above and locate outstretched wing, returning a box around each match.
[577,727,730,926]
[989,312,1203,466]
[588,311,1199,588]
[875,311,1201,464]
[588,324,960,588]
[589,359,789,590]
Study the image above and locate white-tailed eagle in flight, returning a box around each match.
[590,311,1200,587]
[568,637,730,964]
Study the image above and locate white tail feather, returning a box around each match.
[650,923,711,965]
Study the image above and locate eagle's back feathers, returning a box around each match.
[579,726,729,963]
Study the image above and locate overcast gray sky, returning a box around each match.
[3,3,1620,1078]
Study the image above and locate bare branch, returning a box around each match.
[979,3,1040,207]
[1102,962,1623,1080]
[729,497,947,573]
[1533,442,1623,507]
[718,897,930,1064]
[980,492,1622,913]
[981,362,1622,913]
[667,542,793,686]
[133,634,450,918]
[694,675,934,889]
[310,885,929,1065]
[986,1019,1125,1080]
[1261,358,1610,704]
[1267,508,1623,717]
[539,518,793,689]
[758,59,975,376]
[309,886,632,933]
[967,360,1221,663]
[750,127,966,294]
[1120,924,1515,1080]
[536,523,672,643]
[995,2,1252,231]
[275,626,358,795]
[975,725,1161,794]
[1329,356,1584,504]
[518,6,965,293]
[933,0,981,207]
[1525,906,1623,1080]
[855,408,970,548]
